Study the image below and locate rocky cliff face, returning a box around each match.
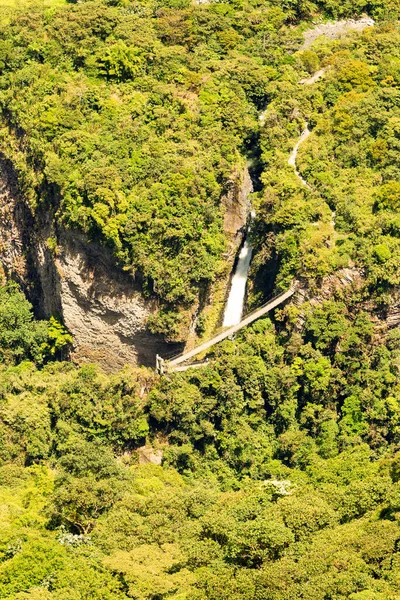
[221,166,253,259]
[0,157,176,371]
[50,231,175,370]
[291,267,365,330]
[0,160,31,288]
[294,267,365,310]
[0,156,248,371]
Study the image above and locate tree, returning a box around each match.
[0,282,47,365]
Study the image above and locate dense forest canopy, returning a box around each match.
[1,0,290,335]
[252,16,400,301]
[0,0,397,336]
[2,0,400,598]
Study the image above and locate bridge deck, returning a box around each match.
[166,285,296,370]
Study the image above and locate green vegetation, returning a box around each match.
[2,0,400,598]
[0,0,277,337]
[2,292,400,598]
[0,281,71,364]
[252,19,400,301]
[1,0,397,337]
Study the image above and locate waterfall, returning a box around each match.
[222,124,310,328]
[223,214,255,327]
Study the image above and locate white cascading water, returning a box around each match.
[222,18,376,331]
[223,213,255,327]
[222,124,310,328]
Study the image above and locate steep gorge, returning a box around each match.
[0,156,249,371]
[0,157,173,370]
[0,16,379,371]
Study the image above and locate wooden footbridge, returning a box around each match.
[156,284,296,374]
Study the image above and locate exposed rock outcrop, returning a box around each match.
[301,17,375,49]
[0,156,176,371]
[292,268,400,346]
[385,292,400,329]
[0,156,249,371]
[136,445,163,466]
[0,160,30,287]
[221,166,253,259]
[294,268,364,307]
[50,231,175,370]
[292,267,365,329]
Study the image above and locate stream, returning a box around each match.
[221,17,374,329]
[223,213,255,327]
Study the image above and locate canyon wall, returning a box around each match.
[183,165,252,350]
[0,157,249,371]
[0,157,175,371]
[221,165,253,258]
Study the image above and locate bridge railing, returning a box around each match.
[162,283,296,369]
[225,286,295,326]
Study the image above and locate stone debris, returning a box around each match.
[301,17,375,50]
[137,445,163,466]
[262,479,293,496]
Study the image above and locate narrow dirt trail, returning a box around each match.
[289,17,375,189]
[300,68,326,85]
[288,124,311,188]
[288,123,336,227]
